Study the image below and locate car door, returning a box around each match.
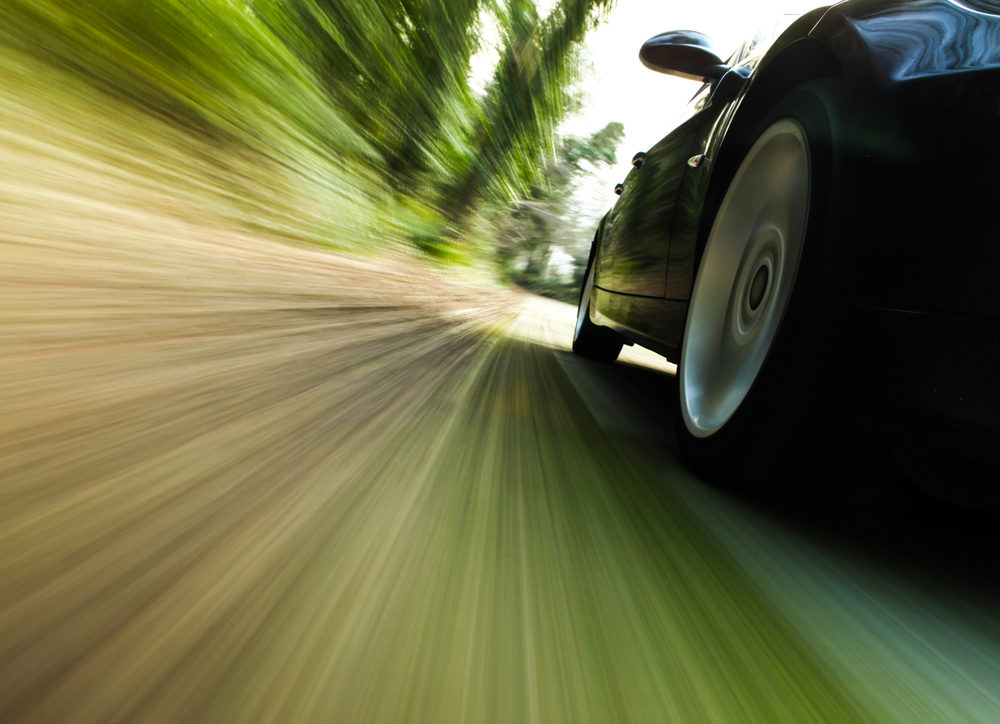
[598,84,721,298]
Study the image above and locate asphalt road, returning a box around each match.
[4,220,1000,723]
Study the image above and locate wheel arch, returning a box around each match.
[729,38,845,156]
[708,39,845,222]
[679,38,846,337]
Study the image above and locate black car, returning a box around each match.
[573,0,1000,492]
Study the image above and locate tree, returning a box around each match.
[255,0,618,256]
[497,121,624,301]
[273,0,482,192]
[439,0,616,229]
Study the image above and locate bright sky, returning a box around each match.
[562,0,824,222]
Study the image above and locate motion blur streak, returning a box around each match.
[0,193,863,722]
[6,215,1000,723]
[5,157,1000,720]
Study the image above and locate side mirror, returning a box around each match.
[639,31,728,82]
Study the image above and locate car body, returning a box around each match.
[573,0,1000,489]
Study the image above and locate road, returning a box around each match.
[3,219,1000,723]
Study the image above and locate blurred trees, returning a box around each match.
[497,122,624,302]
[442,0,614,221]
[4,0,619,279]
[273,0,482,194]
[265,0,617,247]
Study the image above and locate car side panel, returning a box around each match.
[597,113,705,298]
[663,98,741,300]
[847,69,1000,321]
[591,288,688,360]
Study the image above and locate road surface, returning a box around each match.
[3,223,1000,723]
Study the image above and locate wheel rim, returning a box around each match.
[574,258,596,341]
[680,118,810,438]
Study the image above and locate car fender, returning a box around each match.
[811,0,1000,85]
[710,0,1000,181]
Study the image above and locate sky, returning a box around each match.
[562,0,825,222]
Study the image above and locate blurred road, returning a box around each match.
[3,233,1000,723]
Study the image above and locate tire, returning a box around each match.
[676,81,858,490]
[572,234,623,363]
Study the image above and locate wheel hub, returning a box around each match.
[733,227,781,341]
[748,264,769,310]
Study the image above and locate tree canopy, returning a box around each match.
[5,0,621,278]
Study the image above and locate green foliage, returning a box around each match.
[562,121,625,167]
[498,122,624,303]
[443,0,615,226]
[3,0,616,263]
[2,0,387,247]
[269,0,482,193]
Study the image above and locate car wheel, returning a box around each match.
[676,81,855,488]
[572,235,623,362]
